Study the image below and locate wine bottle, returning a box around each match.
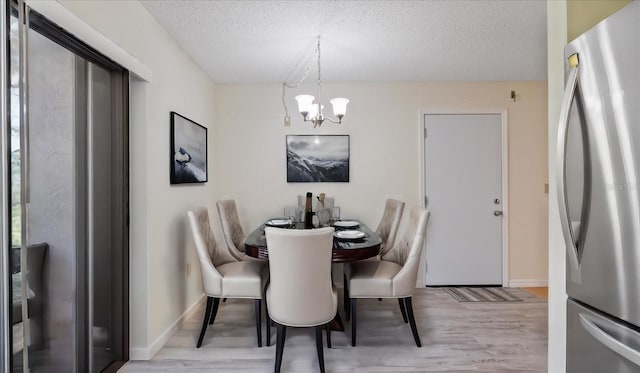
[304,192,314,229]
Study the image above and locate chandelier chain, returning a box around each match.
[284,36,320,89]
[317,37,321,85]
[282,36,320,121]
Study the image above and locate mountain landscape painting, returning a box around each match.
[286,135,349,182]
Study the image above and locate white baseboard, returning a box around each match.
[508,279,548,288]
[130,294,205,360]
[129,347,149,361]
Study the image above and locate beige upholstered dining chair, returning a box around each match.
[216,199,250,261]
[265,227,337,373]
[376,199,405,257]
[347,206,430,347]
[343,198,405,316]
[188,207,268,348]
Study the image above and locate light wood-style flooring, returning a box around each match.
[120,287,547,372]
[523,287,548,300]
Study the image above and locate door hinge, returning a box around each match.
[424,195,428,206]
[424,127,427,138]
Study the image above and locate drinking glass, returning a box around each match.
[295,207,302,225]
[331,206,340,224]
[317,208,331,227]
[284,207,296,226]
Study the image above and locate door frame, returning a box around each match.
[1,0,11,369]
[418,109,509,287]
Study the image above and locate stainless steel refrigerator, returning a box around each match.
[557,1,640,372]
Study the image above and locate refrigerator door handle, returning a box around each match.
[580,314,640,366]
[556,60,581,283]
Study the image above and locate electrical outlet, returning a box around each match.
[186,263,191,277]
[284,115,291,127]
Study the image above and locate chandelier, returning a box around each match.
[286,37,349,128]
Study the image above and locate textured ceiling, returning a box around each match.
[140,0,547,83]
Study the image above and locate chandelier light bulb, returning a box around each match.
[294,95,315,117]
[330,98,349,118]
[307,103,324,120]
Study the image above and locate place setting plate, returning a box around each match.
[265,219,291,227]
[333,220,359,229]
[335,230,365,240]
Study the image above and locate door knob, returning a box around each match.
[494,210,503,216]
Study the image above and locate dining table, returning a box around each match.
[244,219,382,261]
[244,219,382,331]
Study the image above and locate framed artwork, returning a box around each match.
[170,111,208,184]
[286,135,350,182]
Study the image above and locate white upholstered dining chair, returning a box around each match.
[265,227,337,373]
[188,207,268,348]
[376,199,405,257]
[216,199,250,261]
[343,198,405,317]
[346,206,430,347]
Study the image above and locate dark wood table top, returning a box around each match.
[244,220,382,263]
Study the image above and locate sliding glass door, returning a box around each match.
[2,1,129,371]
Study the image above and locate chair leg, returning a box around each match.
[315,326,326,373]
[325,323,332,348]
[350,298,357,346]
[398,298,408,323]
[343,274,349,318]
[405,297,422,347]
[255,299,263,347]
[197,297,214,348]
[266,313,272,346]
[275,323,287,373]
[208,297,220,325]
[264,281,271,346]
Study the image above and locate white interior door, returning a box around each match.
[424,113,504,285]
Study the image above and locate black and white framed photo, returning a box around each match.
[286,135,349,182]
[170,112,208,184]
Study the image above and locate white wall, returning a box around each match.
[214,81,548,285]
[55,0,217,358]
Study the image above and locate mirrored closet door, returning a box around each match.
[2,1,129,371]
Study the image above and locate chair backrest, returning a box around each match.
[382,206,430,297]
[188,207,235,296]
[376,199,405,256]
[216,199,246,260]
[265,227,336,327]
